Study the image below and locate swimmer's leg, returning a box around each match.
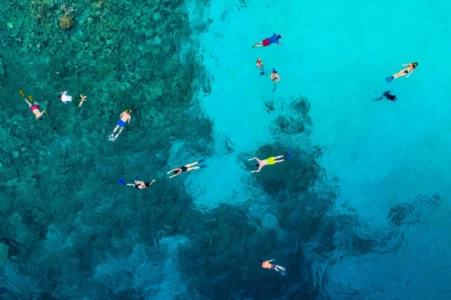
[112,125,119,133]
[275,265,286,275]
[253,41,263,48]
[186,158,205,167]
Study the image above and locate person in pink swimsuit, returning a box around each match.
[24,97,46,120]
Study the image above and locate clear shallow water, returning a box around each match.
[0,0,450,299]
[196,0,451,298]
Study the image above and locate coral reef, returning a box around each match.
[59,15,74,30]
[0,243,8,265]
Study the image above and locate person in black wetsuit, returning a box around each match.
[373,90,397,102]
[167,158,208,179]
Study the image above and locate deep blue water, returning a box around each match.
[0,0,450,299]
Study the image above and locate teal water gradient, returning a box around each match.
[0,0,450,298]
[196,0,451,298]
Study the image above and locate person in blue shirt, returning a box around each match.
[252,33,283,48]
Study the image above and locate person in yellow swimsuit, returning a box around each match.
[248,150,293,173]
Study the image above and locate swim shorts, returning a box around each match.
[262,38,270,47]
[30,105,39,111]
[267,157,275,165]
[117,120,126,127]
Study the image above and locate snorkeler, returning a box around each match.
[19,90,46,120]
[167,158,207,179]
[373,90,397,102]
[252,33,283,48]
[58,90,87,107]
[259,259,286,276]
[249,151,293,173]
[256,58,266,76]
[386,62,418,83]
[270,68,280,92]
[109,110,132,141]
[119,178,156,189]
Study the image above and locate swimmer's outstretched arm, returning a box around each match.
[248,157,258,161]
[79,94,87,107]
[149,179,156,186]
[251,166,262,173]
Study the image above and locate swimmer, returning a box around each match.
[252,33,283,48]
[259,259,286,276]
[167,158,207,178]
[249,151,293,173]
[270,68,280,91]
[373,90,397,102]
[58,90,87,107]
[119,178,156,189]
[256,58,266,76]
[109,110,132,141]
[23,97,46,120]
[386,62,418,83]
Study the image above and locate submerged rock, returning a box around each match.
[59,15,74,30]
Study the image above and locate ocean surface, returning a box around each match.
[0,0,450,299]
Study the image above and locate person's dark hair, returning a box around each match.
[38,117,43,121]
[258,260,263,264]
[58,95,61,99]
[412,62,418,68]
[145,182,150,187]
[277,34,282,39]
[255,163,259,167]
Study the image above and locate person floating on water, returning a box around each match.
[386,62,418,83]
[256,58,266,76]
[252,33,282,48]
[270,68,280,92]
[19,90,46,120]
[259,259,286,276]
[249,150,293,173]
[109,110,132,141]
[119,177,156,189]
[58,90,87,107]
[373,90,397,102]
[167,158,207,178]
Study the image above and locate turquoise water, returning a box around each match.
[1,0,451,299]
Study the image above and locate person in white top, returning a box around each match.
[58,91,87,107]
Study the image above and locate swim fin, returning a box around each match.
[284,150,293,159]
[280,270,286,276]
[200,164,208,169]
[385,76,393,83]
[198,158,206,163]
[119,179,126,185]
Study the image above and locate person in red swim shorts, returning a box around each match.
[253,33,283,48]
